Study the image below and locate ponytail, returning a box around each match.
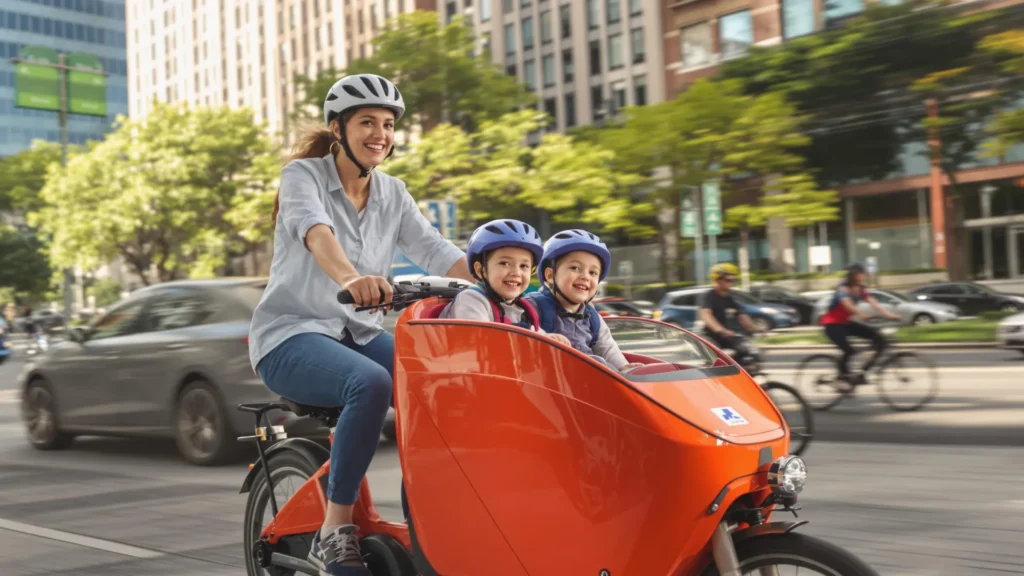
[272,123,337,224]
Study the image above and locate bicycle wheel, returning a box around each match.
[761,381,814,456]
[876,351,939,412]
[795,354,848,412]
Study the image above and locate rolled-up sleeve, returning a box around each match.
[279,162,334,248]
[396,188,465,276]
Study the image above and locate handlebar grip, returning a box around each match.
[337,290,355,305]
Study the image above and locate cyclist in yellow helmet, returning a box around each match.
[699,263,764,356]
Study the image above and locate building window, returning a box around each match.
[540,10,552,44]
[608,34,623,70]
[629,0,642,16]
[634,74,646,106]
[589,39,601,75]
[587,0,599,30]
[591,85,604,122]
[506,62,517,76]
[524,58,536,90]
[481,32,492,56]
[542,54,555,87]
[447,1,457,23]
[481,0,492,21]
[719,10,753,59]
[607,0,620,24]
[630,27,644,64]
[503,0,514,14]
[565,92,576,127]
[560,4,571,38]
[783,0,815,38]
[505,23,515,55]
[612,82,626,114]
[680,22,712,69]
[826,0,864,20]
[521,0,531,7]
[522,17,534,50]
[544,97,557,130]
[563,49,574,82]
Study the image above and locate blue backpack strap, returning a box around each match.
[525,289,558,334]
[585,304,601,348]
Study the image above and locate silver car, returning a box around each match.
[813,289,961,326]
[17,278,283,465]
[998,312,1024,357]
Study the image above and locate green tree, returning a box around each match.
[981,30,1024,157]
[33,104,280,284]
[0,140,63,213]
[386,110,653,237]
[86,277,124,308]
[596,79,829,280]
[0,225,53,298]
[293,11,534,134]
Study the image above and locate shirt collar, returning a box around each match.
[322,152,382,210]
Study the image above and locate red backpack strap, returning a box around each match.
[518,298,541,331]
[469,284,507,323]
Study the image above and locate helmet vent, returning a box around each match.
[379,78,391,98]
[484,225,505,235]
[326,92,339,101]
[342,85,365,99]
[554,232,573,240]
[394,87,402,102]
[503,220,520,234]
[360,76,380,97]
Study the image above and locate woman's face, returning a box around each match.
[333,107,396,168]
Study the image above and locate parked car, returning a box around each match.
[654,286,796,332]
[908,282,1024,315]
[997,312,1024,357]
[593,297,655,318]
[0,317,10,366]
[14,310,65,333]
[749,284,816,325]
[812,289,961,326]
[16,278,290,465]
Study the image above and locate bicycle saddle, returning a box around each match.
[279,397,343,420]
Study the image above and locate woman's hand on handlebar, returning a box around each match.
[340,274,394,309]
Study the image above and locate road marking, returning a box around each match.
[0,518,165,559]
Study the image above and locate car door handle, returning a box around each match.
[165,343,187,350]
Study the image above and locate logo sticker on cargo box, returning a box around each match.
[711,407,748,426]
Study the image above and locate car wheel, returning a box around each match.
[22,379,74,450]
[912,313,935,326]
[751,317,773,333]
[174,379,233,466]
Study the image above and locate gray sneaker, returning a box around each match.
[307,524,370,576]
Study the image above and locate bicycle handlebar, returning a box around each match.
[337,279,467,313]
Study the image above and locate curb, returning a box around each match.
[761,341,996,351]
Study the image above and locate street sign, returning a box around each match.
[618,260,633,278]
[809,245,832,267]
[703,182,722,236]
[66,53,107,117]
[421,199,457,240]
[15,46,60,112]
[681,210,698,238]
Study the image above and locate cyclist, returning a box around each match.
[248,74,474,576]
[699,263,764,362]
[819,263,901,384]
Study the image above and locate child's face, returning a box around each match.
[546,250,602,305]
[475,246,534,301]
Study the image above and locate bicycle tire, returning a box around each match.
[795,354,847,412]
[876,351,939,412]
[761,381,814,456]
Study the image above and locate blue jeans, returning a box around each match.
[256,330,393,506]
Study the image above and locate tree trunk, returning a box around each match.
[249,241,259,276]
[945,184,968,281]
[739,226,751,290]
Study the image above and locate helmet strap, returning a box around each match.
[549,268,586,314]
[478,259,520,306]
[340,135,372,178]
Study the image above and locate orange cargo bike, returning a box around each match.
[237,280,878,576]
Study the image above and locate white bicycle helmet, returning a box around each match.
[322,74,405,178]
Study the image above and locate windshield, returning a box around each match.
[605,317,721,372]
[885,290,912,302]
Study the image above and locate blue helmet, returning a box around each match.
[539,229,612,284]
[466,219,544,279]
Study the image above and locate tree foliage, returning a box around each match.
[294,11,534,133]
[33,104,279,284]
[0,225,52,298]
[0,140,64,213]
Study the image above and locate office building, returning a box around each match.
[0,0,128,157]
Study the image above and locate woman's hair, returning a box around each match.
[271,116,349,224]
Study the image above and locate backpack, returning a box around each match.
[526,288,601,349]
[466,284,540,331]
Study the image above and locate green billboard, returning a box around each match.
[15,46,60,112]
[67,53,107,117]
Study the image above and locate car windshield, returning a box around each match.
[885,290,912,302]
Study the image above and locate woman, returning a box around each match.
[249,73,474,576]
[819,263,901,384]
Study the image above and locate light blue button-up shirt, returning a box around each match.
[248,153,464,370]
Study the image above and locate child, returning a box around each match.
[440,219,570,346]
[525,230,642,371]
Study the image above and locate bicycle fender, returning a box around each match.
[239,437,330,494]
[731,520,809,544]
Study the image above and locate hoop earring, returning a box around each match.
[329,140,341,156]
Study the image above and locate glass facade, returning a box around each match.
[849,190,933,272]
[0,1,127,157]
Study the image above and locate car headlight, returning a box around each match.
[767,455,807,496]
[761,307,779,314]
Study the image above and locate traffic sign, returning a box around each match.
[421,199,457,240]
[681,211,698,238]
[703,182,722,236]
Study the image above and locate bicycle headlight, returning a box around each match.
[768,455,807,496]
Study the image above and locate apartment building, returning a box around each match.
[127,0,434,136]
[451,0,666,132]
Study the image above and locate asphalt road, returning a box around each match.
[1,345,1022,575]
